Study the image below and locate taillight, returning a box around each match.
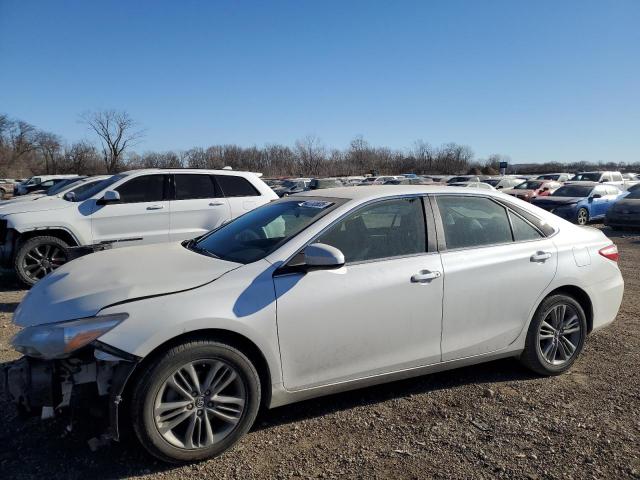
[599,244,619,262]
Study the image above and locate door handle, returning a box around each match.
[530,251,552,263]
[411,270,442,283]
[209,202,225,206]
[146,205,164,210]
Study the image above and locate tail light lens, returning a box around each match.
[599,244,619,262]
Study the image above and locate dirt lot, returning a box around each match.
[1,226,639,479]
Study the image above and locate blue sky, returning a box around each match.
[1,0,638,163]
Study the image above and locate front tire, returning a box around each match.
[520,294,587,375]
[131,339,261,463]
[14,235,69,286]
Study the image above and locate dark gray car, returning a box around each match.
[605,189,640,229]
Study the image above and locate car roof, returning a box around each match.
[119,168,260,177]
[295,185,502,201]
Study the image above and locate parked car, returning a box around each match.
[502,180,562,202]
[448,181,495,190]
[384,177,433,185]
[531,182,623,225]
[446,175,481,184]
[0,176,110,208]
[569,171,625,189]
[13,175,80,196]
[0,169,277,285]
[535,173,572,182]
[309,178,343,189]
[359,176,401,185]
[604,188,640,229]
[272,178,311,197]
[0,178,18,199]
[482,177,527,190]
[3,185,623,463]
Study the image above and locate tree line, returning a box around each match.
[1,110,638,179]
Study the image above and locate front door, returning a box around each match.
[91,174,171,246]
[274,197,443,391]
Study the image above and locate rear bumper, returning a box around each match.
[585,272,624,332]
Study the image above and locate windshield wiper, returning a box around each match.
[183,239,220,259]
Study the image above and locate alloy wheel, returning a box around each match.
[22,244,67,281]
[537,303,583,366]
[577,209,588,225]
[153,359,246,450]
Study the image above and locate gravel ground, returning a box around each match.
[1,226,639,479]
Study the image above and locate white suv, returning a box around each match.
[0,169,277,285]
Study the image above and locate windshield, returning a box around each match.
[552,185,593,197]
[515,181,544,190]
[572,173,601,182]
[190,198,341,264]
[47,178,86,196]
[73,174,124,202]
[537,175,559,180]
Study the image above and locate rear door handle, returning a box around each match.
[209,202,225,206]
[411,270,442,283]
[530,251,552,263]
[146,205,164,210]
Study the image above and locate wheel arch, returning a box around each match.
[542,285,594,333]
[121,328,273,411]
[15,228,80,248]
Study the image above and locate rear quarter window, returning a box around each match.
[216,175,260,197]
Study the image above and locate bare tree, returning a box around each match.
[294,135,326,176]
[82,110,144,173]
[62,141,101,174]
[34,131,62,174]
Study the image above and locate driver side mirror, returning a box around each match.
[97,190,121,205]
[63,191,76,201]
[303,243,345,269]
[592,194,602,199]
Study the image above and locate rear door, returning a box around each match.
[215,174,265,218]
[590,185,610,218]
[169,173,231,241]
[90,174,171,246]
[434,194,557,361]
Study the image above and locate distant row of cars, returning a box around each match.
[266,171,640,228]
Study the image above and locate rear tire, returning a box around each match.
[520,294,587,376]
[576,208,589,225]
[14,235,69,286]
[131,339,261,463]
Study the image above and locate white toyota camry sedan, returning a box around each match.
[4,185,624,463]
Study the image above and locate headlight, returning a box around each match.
[11,313,128,359]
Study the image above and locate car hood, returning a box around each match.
[0,197,71,215]
[13,242,241,327]
[532,197,583,206]
[0,194,48,207]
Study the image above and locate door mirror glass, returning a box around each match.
[304,243,345,268]
[63,191,76,201]
[98,190,121,205]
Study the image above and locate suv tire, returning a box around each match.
[14,235,70,286]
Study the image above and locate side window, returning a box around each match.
[606,186,618,196]
[594,186,607,196]
[612,173,623,182]
[315,197,426,263]
[602,174,612,182]
[436,196,512,249]
[509,211,543,241]
[116,175,165,203]
[174,174,218,200]
[216,175,260,197]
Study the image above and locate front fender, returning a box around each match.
[97,259,283,386]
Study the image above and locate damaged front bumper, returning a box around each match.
[2,342,139,440]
